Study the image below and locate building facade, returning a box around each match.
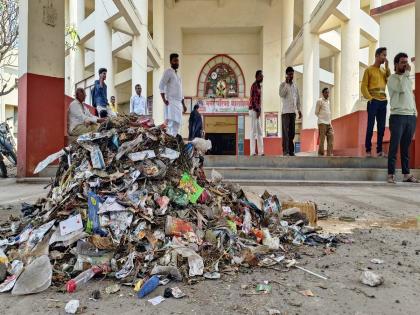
[15,0,420,176]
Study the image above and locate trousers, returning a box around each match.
[249,110,264,155]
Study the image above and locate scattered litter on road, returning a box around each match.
[370,258,384,264]
[65,299,80,314]
[299,289,314,297]
[148,295,165,305]
[105,284,120,294]
[360,271,384,287]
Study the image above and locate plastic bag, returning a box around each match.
[86,191,105,235]
[33,149,66,174]
[128,150,156,161]
[178,173,204,204]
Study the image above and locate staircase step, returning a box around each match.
[205,167,420,182]
[204,155,387,169]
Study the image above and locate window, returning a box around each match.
[197,55,245,98]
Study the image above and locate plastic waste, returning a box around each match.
[128,150,156,161]
[148,295,165,305]
[138,275,160,298]
[165,216,194,237]
[115,252,136,279]
[65,300,80,314]
[0,260,23,293]
[105,284,120,294]
[360,271,384,287]
[150,265,183,281]
[160,147,180,160]
[12,255,52,295]
[255,283,272,293]
[242,208,252,234]
[86,191,106,235]
[174,246,204,277]
[33,149,66,174]
[211,169,223,184]
[164,286,186,298]
[191,138,212,154]
[262,228,280,250]
[66,265,104,293]
[178,172,204,204]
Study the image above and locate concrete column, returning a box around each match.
[132,0,148,96]
[18,0,65,177]
[281,0,294,76]
[302,0,319,130]
[74,0,85,85]
[340,0,360,115]
[369,41,379,65]
[152,0,165,124]
[332,53,341,119]
[95,0,115,99]
[69,0,85,95]
[414,0,420,168]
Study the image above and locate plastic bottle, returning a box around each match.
[66,266,102,293]
[137,275,159,298]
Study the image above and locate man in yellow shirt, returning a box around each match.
[361,47,391,157]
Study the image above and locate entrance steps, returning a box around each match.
[204,155,420,185]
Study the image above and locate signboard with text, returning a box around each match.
[265,112,278,137]
[191,98,249,114]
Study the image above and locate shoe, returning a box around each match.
[387,175,397,184]
[283,153,290,157]
[366,151,372,157]
[377,152,387,158]
[289,153,295,157]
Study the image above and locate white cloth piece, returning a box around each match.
[279,81,301,114]
[249,110,264,156]
[315,97,332,124]
[159,68,183,124]
[130,94,148,115]
[68,99,98,134]
[167,120,180,137]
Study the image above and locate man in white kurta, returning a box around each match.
[159,53,186,137]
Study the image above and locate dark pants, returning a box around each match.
[282,113,296,155]
[388,115,416,175]
[365,99,387,153]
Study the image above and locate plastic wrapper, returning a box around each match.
[25,220,55,253]
[115,252,136,279]
[0,260,23,292]
[178,173,204,204]
[90,145,105,169]
[108,212,133,242]
[128,150,156,161]
[33,149,66,174]
[173,246,204,277]
[160,148,180,160]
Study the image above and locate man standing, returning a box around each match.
[68,88,106,136]
[315,88,334,156]
[159,53,187,137]
[361,47,391,157]
[387,53,419,184]
[110,96,118,114]
[188,104,203,141]
[92,68,112,118]
[249,70,264,156]
[279,67,302,156]
[130,84,148,116]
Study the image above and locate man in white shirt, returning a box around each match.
[279,66,302,156]
[159,53,187,137]
[315,88,334,156]
[130,84,148,116]
[68,88,106,136]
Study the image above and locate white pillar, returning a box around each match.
[369,41,379,65]
[132,0,148,96]
[281,0,294,76]
[152,0,165,124]
[333,53,341,119]
[95,0,115,99]
[69,0,85,95]
[370,0,381,10]
[340,0,360,115]
[74,0,85,84]
[302,0,319,130]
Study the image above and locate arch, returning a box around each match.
[196,54,246,98]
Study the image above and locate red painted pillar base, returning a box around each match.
[18,73,65,177]
[414,73,420,168]
[300,128,318,152]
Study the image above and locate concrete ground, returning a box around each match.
[0,180,419,315]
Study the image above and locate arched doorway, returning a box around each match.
[196,55,247,155]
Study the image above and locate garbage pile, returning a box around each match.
[0,114,341,296]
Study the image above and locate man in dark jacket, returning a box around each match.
[188,104,203,140]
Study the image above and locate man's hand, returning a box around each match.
[406,63,411,72]
[163,99,169,106]
[256,111,261,119]
[385,58,389,68]
[298,111,302,119]
[183,104,187,114]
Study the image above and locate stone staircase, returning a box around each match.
[203,155,420,185]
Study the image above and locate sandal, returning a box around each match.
[387,175,397,184]
[403,175,420,183]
